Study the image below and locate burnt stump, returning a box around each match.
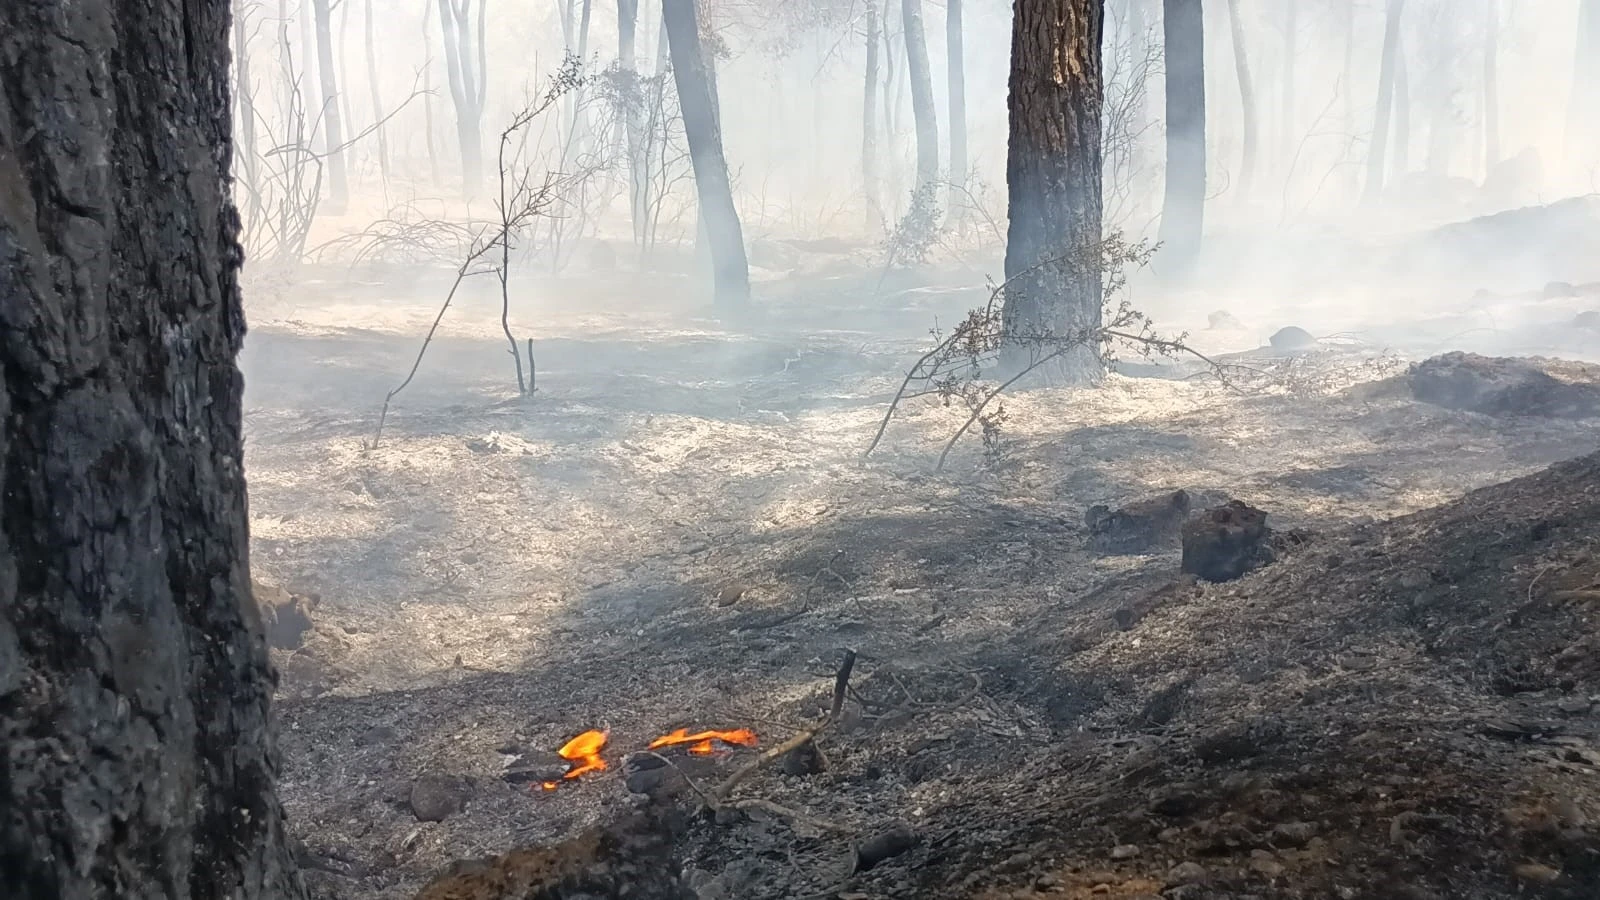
[1181,501,1274,583]
[1086,490,1193,554]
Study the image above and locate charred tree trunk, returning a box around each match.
[947,0,968,221]
[437,0,484,197]
[1483,0,1500,171]
[1364,0,1406,203]
[1001,0,1106,385]
[864,2,884,228]
[365,0,392,185]
[662,0,751,310]
[1223,0,1257,199]
[1157,0,1206,275]
[312,0,349,212]
[0,3,305,898]
[901,0,940,192]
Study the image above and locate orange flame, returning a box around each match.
[647,727,759,756]
[541,729,610,790]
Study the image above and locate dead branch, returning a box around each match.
[714,649,856,800]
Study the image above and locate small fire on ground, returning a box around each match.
[541,727,757,790]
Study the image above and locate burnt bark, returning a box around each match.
[1364,0,1406,203]
[901,0,940,191]
[1001,0,1106,385]
[0,2,304,898]
[311,0,348,212]
[1157,0,1206,275]
[662,0,751,310]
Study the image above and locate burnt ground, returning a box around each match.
[245,261,1600,899]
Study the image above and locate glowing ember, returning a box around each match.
[541,729,610,790]
[648,727,759,756]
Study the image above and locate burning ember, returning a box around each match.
[647,727,759,756]
[541,729,609,791]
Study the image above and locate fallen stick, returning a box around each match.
[715,649,856,800]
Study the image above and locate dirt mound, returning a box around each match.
[846,450,1600,899]
[1408,352,1600,419]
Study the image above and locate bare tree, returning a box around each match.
[312,0,349,212]
[901,0,940,191]
[1224,0,1259,199]
[0,2,305,896]
[663,0,751,309]
[437,0,487,196]
[1157,0,1206,274]
[1364,0,1407,202]
[1001,0,1105,385]
[947,0,968,222]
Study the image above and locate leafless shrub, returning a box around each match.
[372,65,584,448]
[867,235,1231,471]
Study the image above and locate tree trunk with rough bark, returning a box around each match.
[901,0,940,192]
[1223,0,1257,200]
[1364,0,1406,203]
[312,0,349,212]
[1001,0,1106,385]
[662,0,750,310]
[0,3,305,899]
[1158,0,1206,275]
[947,0,968,221]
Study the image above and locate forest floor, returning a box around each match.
[243,254,1600,899]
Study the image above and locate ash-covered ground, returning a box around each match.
[244,248,1600,899]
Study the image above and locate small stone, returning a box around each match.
[1513,862,1561,883]
[1159,827,1185,843]
[409,776,471,823]
[1558,697,1593,716]
[1270,822,1319,846]
[1091,884,1112,895]
[1034,872,1062,889]
[1169,861,1209,885]
[1110,844,1141,859]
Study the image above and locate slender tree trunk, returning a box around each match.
[1158,0,1206,275]
[662,0,751,310]
[1002,0,1105,385]
[901,0,940,192]
[423,0,440,183]
[883,0,900,143]
[1565,0,1598,167]
[437,0,484,196]
[337,0,356,164]
[1364,0,1406,203]
[0,3,306,898]
[235,8,264,224]
[311,0,348,212]
[1392,33,1410,178]
[1281,0,1297,165]
[947,0,968,221]
[1342,0,1355,168]
[1223,0,1257,200]
[365,0,392,186]
[620,0,648,246]
[1483,0,1500,172]
[864,2,884,229]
